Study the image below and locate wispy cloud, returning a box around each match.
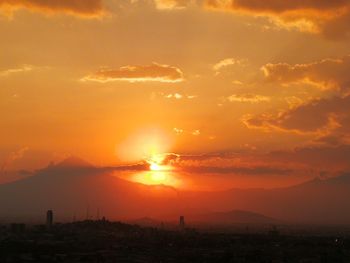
[82,63,184,83]
[261,56,350,92]
[0,64,33,77]
[205,0,350,39]
[0,0,104,18]
[213,58,247,72]
[153,0,190,10]
[173,128,201,136]
[227,94,270,103]
[165,93,196,99]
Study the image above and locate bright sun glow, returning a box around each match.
[117,131,180,187]
[150,162,162,171]
[130,153,179,187]
[149,161,172,172]
[150,171,166,182]
[132,170,179,187]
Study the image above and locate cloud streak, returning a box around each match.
[227,94,270,103]
[261,55,350,92]
[243,95,350,144]
[153,0,190,10]
[0,64,33,77]
[0,0,104,18]
[205,0,350,38]
[213,58,247,72]
[82,63,184,83]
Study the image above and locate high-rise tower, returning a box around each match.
[179,215,185,230]
[46,210,53,229]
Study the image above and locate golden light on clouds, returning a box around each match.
[1,0,350,190]
[227,94,270,103]
[205,0,350,38]
[131,170,180,187]
[153,0,189,10]
[82,63,184,83]
[0,0,104,18]
[0,64,33,77]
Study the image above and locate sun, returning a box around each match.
[150,171,166,182]
[150,162,162,171]
[149,161,172,172]
[130,155,179,187]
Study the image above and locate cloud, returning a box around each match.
[146,149,350,179]
[157,152,301,177]
[213,58,247,72]
[261,55,350,92]
[82,63,184,83]
[285,96,304,109]
[166,93,183,99]
[179,165,293,175]
[173,127,184,135]
[0,64,33,77]
[153,0,190,10]
[165,93,196,99]
[0,0,104,18]
[227,94,270,103]
[232,80,244,85]
[242,55,350,143]
[205,0,350,38]
[192,130,201,136]
[243,95,350,141]
[173,128,201,136]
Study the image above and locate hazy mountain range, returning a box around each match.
[0,157,349,225]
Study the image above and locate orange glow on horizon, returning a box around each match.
[131,170,180,187]
[132,155,178,186]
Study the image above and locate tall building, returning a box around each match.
[46,210,53,228]
[179,216,185,230]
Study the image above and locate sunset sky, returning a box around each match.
[1,0,350,190]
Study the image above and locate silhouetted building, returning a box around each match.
[179,216,185,230]
[269,225,280,237]
[10,223,26,234]
[46,210,53,229]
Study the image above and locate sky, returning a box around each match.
[1,0,350,190]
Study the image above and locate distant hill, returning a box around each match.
[53,156,93,169]
[0,157,178,223]
[195,210,279,225]
[0,157,349,225]
[179,173,350,225]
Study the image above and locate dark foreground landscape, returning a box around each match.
[1,219,349,263]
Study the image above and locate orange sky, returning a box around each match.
[1,0,350,189]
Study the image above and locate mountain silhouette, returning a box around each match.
[196,210,279,225]
[53,156,93,169]
[0,158,349,225]
[0,157,178,222]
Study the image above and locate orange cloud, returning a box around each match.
[154,0,190,10]
[243,96,350,144]
[0,0,104,18]
[261,55,350,92]
[0,64,33,77]
[227,94,270,103]
[82,63,184,83]
[165,93,196,99]
[205,0,350,38]
[213,58,247,72]
[173,128,201,136]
